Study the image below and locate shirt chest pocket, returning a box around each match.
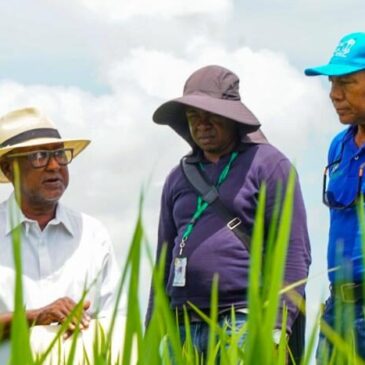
[327,169,361,206]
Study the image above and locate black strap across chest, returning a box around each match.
[180,156,251,252]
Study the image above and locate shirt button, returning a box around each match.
[355,155,360,160]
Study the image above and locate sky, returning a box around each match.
[0,0,364,359]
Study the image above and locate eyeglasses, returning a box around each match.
[6,148,74,169]
[323,157,365,209]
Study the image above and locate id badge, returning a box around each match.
[173,257,187,287]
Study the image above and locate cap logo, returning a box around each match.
[333,38,356,58]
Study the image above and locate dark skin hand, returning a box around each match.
[0,297,91,340]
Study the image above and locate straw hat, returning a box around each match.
[0,107,90,183]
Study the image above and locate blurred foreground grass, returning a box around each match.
[1,173,365,364]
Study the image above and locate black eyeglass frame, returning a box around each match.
[5,148,74,169]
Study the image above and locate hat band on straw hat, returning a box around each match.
[0,128,61,148]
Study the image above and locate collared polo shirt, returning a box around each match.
[0,194,122,318]
[327,126,365,282]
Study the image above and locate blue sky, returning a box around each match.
[0,0,364,360]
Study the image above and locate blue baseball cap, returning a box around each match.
[305,32,365,76]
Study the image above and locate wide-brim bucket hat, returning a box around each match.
[305,32,365,76]
[152,65,261,146]
[0,107,90,183]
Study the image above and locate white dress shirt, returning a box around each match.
[0,193,122,318]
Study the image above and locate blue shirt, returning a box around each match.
[327,126,365,282]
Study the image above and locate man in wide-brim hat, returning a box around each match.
[0,107,121,340]
[145,65,311,362]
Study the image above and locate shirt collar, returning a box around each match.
[340,126,365,155]
[343,125,357,144]
[51,203,75,236]
[5,193,74,236]
[5,193,26,235]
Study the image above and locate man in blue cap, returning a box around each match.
[305,32,365,361]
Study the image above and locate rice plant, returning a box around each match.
[1,170,365,364]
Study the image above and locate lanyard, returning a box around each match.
[179,151,238,256]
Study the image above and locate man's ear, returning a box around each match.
[0,160,14,182]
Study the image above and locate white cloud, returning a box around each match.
[76,0,231,21]
[106,49,191,98]
[108,42,338,161]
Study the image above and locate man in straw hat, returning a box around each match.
[305,32,365,362]
[0,107,121,340]
[145,65,311,362]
